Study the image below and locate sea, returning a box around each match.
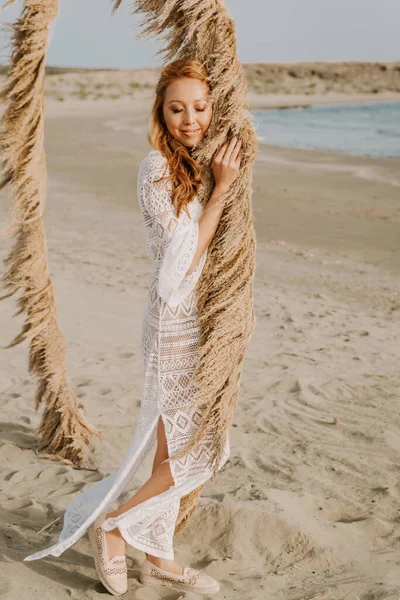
[251,101,400,159]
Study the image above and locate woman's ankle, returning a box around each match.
[105,510,119,520]
[146,553,163,566]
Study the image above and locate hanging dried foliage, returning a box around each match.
[0,0,100,464]
[112,0,258,532]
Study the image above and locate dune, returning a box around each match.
[1,61,399,108]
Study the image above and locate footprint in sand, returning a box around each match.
[76,379,92,388]
[100,388,112,396]
[119,352,134,359]
[0,497,33,510]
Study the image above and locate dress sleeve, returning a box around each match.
[137,152,208,308]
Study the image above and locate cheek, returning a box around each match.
[200,110,212,129]
[164,111,180,130]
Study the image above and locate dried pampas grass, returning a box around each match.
[0,0,100,464]
[112,0,258,533]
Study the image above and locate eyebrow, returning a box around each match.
[168,98,208,104]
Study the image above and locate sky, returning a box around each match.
[0,0,399,69]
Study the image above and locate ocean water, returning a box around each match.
[252,101,400,159]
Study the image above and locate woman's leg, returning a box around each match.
[151,415,170,474]
[107,416,174,520]
[104,416,184,572]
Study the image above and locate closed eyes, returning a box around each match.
[171,108,206,113]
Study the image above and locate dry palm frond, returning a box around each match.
[113,0,257,531]
[0,0,100,464]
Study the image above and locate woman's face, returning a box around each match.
[162,77,212,148]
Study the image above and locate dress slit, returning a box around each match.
[158,413,178,487]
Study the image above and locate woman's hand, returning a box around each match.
[211,136,242,194]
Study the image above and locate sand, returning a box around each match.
[3,61,400,107]
[0,93,400,599]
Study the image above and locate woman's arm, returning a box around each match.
[137,137,242,307]
[186,136,242,275]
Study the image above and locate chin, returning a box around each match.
[181,137,203,148]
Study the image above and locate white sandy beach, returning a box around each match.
[0,85,400,599]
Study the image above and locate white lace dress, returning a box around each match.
[24,148,230,562]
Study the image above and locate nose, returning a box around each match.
[183,108,196,125]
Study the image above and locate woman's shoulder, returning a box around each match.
[138,148,168,183]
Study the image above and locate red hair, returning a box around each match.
[148,58,211,218]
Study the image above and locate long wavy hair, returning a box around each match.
[148,58,211,218]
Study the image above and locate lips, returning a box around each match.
[181,129,201,136]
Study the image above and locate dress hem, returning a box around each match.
[116,522,175,560]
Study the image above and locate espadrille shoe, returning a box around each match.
[88,512,128,596]
[139,558,220,595]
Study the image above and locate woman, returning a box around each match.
[23,58,242,596]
